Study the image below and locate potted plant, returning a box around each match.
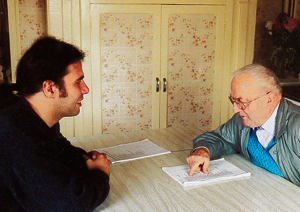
[265,13,300,78]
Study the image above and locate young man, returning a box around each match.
[187,64,300,186]
[0,36,110,211]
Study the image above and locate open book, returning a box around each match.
[94,139,171,164]
[162,158,251,187]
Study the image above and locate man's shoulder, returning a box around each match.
[0,97,20,116]
[280,99,300,131]
[0,98,30,134]
[0,102,16,125]
[226,113,244,128]
[282,98,300,116]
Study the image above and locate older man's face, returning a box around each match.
[230,73,270,128]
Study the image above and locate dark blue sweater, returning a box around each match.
[0,97,110,211]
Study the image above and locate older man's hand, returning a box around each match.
[186,147,210,176]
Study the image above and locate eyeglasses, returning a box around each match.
[228,92,269,110]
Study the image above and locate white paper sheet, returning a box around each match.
[94,139,171,164]
[162,158,251,186]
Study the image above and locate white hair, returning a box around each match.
[233,64,282,95]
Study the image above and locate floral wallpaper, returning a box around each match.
[100,13,154,134]
[167,14,215,131]
[98,12,217,133]
[18,0,46,53]
[99,12,216,133]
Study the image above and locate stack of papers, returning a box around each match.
[94,139,171,164]
[162,158,251,187]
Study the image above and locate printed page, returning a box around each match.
[94,139,171,163]
[162,158,251,186]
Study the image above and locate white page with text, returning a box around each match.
[94,139,171,164]
[162,158,251,187]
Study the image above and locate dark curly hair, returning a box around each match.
[0,36,85,108]
[16,36,85,96]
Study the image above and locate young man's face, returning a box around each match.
[56,61,89,118]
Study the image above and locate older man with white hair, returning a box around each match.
[187,64,300,186]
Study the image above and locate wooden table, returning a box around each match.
[69,126,300,212]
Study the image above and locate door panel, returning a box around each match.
[91,5,161,134]
[161,5,226,132]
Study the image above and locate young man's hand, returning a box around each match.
[83,151,111,176]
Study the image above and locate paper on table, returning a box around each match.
[162,158,251,186]
[94,139,171,164]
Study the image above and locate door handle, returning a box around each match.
[163,78,167,92]
[156,77,160,92]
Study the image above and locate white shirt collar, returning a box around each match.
[260,103,279,134]
[255,103,279,148]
